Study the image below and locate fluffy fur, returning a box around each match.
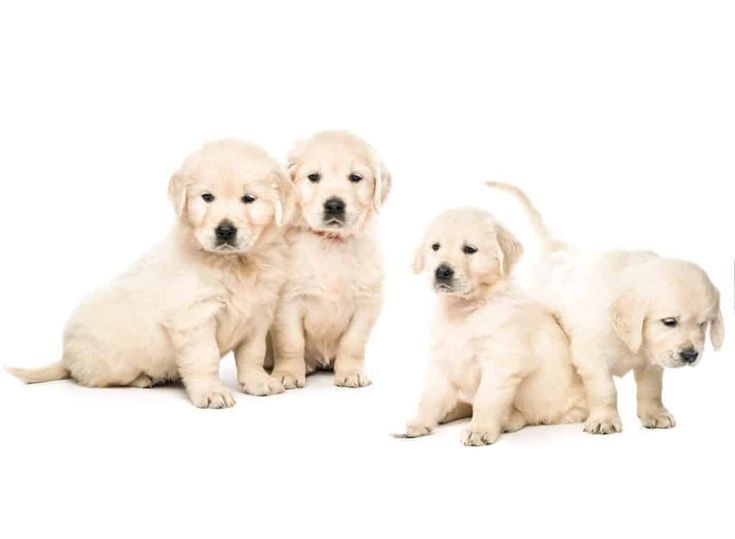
[269,131,391,389]
[398,208,587,446]
[8,140,291,408]
[489,182,724,433]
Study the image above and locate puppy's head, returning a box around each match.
[168,140,292,255]
[413,208,523,299]
[287,131,390,238]
[609,258,724,368]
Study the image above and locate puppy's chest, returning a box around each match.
[214,272,274,350]
[432,321,489,391]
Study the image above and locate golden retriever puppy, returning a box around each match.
[8,140,291,408]
[397,208,587,446]
[269,131,391,389]
[489,182,724,434]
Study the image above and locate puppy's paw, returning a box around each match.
[188,384,236,409]
[584,411,622,435]
[335,369,371,388]
[394,421,433,439]
[639,409,676,429]
[239,369,284,397]
[272,370,306,390]
[462,427,501,446]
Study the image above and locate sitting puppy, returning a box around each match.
[489,182,725,433]
[8,140,291,408]
[269,131,390,389]
[398,208,587,446]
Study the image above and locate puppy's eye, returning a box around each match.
[462,245,478,255]
[349,173,363,183]
[699,321,708,329]
[307,173,321,183]
[662,318,678,328]
[202,193,215,203]
[431,243,440,251]
[242,194,257,204]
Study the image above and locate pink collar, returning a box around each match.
[309,229,346,243]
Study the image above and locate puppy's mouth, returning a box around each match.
[323,217,345,228]
[434,281,456,294]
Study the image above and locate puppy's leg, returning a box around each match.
[400,370,457,438]
[271,303,307,390]
[334,298,380,388]
[439,401,473,425]
[578,365,622,434]
[463,365,523,446]
[634,365,675,429]
[235,317,284,397]
[170,322,234,409]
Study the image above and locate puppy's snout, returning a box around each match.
[324,197,346,216]
[679,348,699,364]
[215,221,237,244]
[435,264,455,282]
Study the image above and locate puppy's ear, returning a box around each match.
[412,241,426,275]
[493,222,523,276]
[286,140,305,182]
[273,166,295,227]
[709,295,724,351]
[373,161,392,213]
[609,291,647,353]
[168,171,188,218]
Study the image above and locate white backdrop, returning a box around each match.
[1,2,733,538]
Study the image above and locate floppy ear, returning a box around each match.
[412,241,426,275]
[273,167,295,227]
[286,140,305,182]
[493,222,523,276]
[373,161,392,213]
[709,296,724,351]
[168,171,188,218]
[609,291,647,353]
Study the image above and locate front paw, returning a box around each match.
[462,427,501,446]
[584,410,622,434]
[335,369,371,388]
[272,370,306,390]
[239,369,284,396]
[187,384,236,409]
[394,421,433,439]
[639,408,676,429]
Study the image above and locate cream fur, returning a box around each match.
[398,208,587,446]
[489,182,724,434]
[269,131,390,389]
[8,140,290,408]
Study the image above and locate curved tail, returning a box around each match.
[6,362,70,384]
[485,182,565,253]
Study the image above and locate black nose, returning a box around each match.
[215,222,237,243]
[324,197,346,216]
[435,264,454,281]
[680,349,699,364]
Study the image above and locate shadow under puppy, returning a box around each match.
[269,130,391,389]
[489,182,724,434]
[8,140,291,408]
[398,208,587,446]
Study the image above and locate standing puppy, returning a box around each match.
[398,209,587,446]
[9,140,291,408]
[270,131,390,389]
[489,182,724,433]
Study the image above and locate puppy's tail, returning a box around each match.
[6,362,70,384]
[485,182,565,253]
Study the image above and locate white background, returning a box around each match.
[1,1,733,538]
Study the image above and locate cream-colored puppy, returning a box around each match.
[489,182,725,434]
[8,140,291,408]
[398,208,587,446]
[269,131,390,389]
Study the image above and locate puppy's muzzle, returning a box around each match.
[434,264,455,291]
[323,197,346,226]
[215,220,237,247]
[679,347,699,365]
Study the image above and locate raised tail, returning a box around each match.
[6,362,70,384]
[485,182,565,252]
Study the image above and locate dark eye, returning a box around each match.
[431,243,440,251]
[307,173,321,183]
[349,173,363,183]
[662,318,678,328]
[242,194,256,204]
[202,193,215,203]
[462,245,478,255]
